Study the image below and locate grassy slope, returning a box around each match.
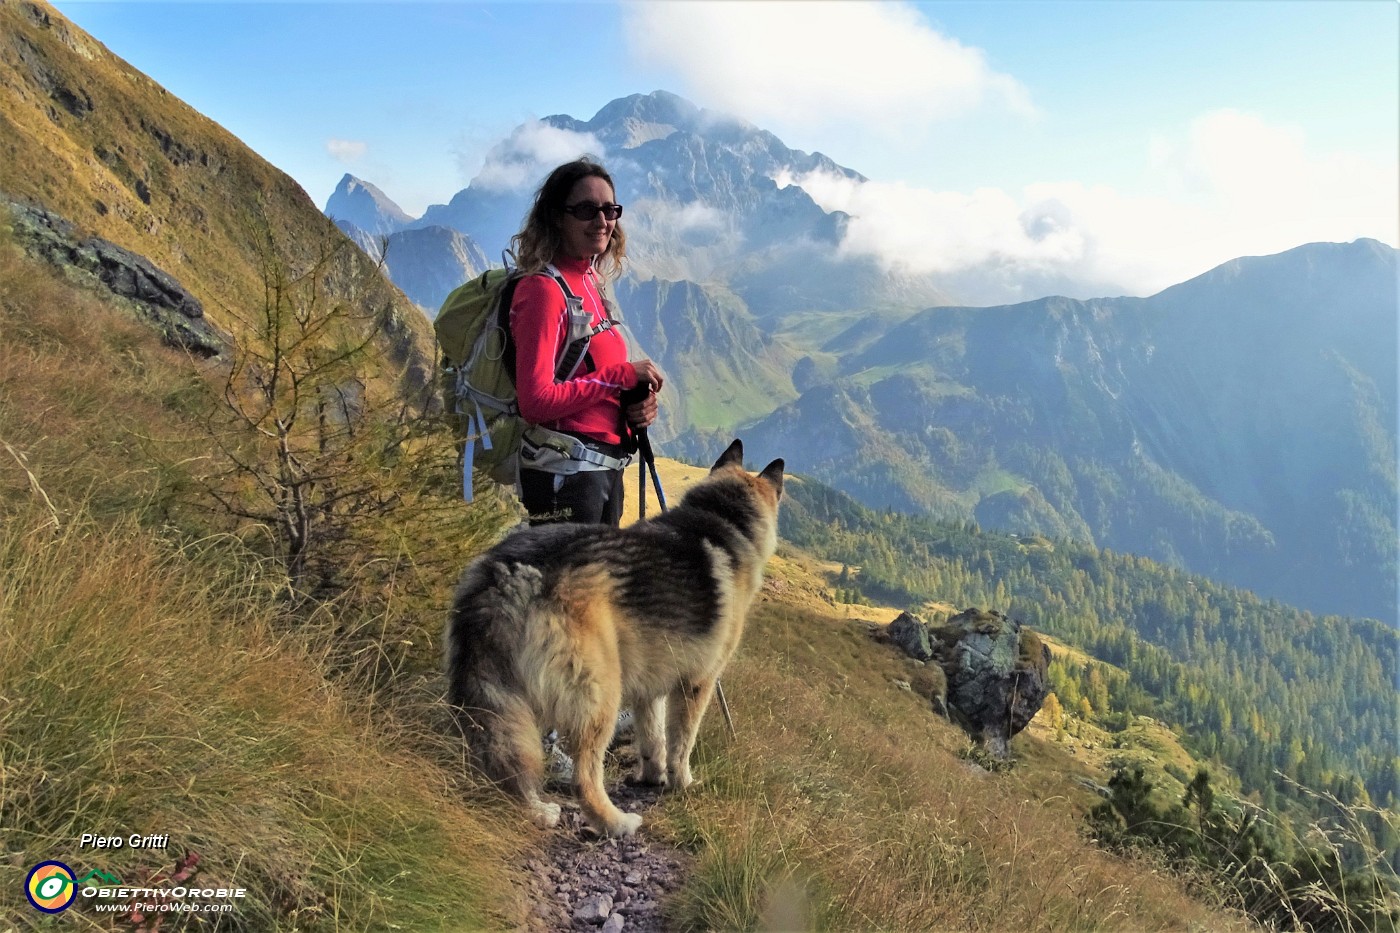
[622,457,1243,931]
[0,233,533,931]
[1,503,529,932]
[647,554,1246,932]
[0,0,436,388]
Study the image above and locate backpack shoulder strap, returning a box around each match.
[496,272,526,381]
[505,266,617,385]
[542,265,614,383]
[544,262,583,305]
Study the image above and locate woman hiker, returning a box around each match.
[506,157,660,778]
[507,157,664,527]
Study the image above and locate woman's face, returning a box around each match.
[557,175,617,261]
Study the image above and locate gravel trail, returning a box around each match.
[521,746,693,932]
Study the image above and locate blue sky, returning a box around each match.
[51,1,1399,296]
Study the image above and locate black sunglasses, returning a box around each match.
[562,201,623,221]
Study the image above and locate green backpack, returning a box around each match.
[434,265,611,500]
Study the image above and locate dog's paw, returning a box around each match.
[529,801,562,829]
[625,775,668,789]
[608,812,643,837]
[667,767,697,792]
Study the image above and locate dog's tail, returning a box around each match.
[445,556,539,703]
[444,559,546,798]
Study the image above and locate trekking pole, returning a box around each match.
[637,438,648,518]
[713,677,737,740]
[645,441,668,512]
[626,381,652,520]
[632,431,670,514]
[624,383,735,739]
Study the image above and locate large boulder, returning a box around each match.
[931,608,1050,759]
[881,607,1050,759]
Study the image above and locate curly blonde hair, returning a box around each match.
[508,158,627,280]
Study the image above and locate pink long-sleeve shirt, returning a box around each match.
[510,255,637,445]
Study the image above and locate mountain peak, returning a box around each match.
[1160,236,1398,299]
[325,174,413,236]
[588,90,704,134]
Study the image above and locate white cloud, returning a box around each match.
[1150,109,1397,258]
[622,1,1033,141]
[471,121,607,192]
[326,138,367,163]
[776,109,1397,300]
[632,198,727,235]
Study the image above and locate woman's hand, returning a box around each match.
[626,360,663,429]
[630,359,665,395]
[626,392,658,429]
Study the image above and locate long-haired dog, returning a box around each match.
[445,440,783,836]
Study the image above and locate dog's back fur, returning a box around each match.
[444,440,784,836]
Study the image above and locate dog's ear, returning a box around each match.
[759,458,785,499]
[711,439,744,473]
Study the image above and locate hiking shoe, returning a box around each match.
[543,731,574,787]
[613,709,635,742]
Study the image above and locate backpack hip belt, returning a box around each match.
[518,425,634,475]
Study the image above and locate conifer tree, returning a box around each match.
[201,231,413,595]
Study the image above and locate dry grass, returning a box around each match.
[0,234,210,527]
[0,240,538,930]
[0,500,535,931]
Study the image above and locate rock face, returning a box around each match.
[379,225,490,314]
[884,608,1050,759]
[4,196,223,356]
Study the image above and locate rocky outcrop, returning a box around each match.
[883,608,1050,759]
[4,196,224,356]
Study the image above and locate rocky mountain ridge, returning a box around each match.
[737,237,1397,622]
[343,90,950,317]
